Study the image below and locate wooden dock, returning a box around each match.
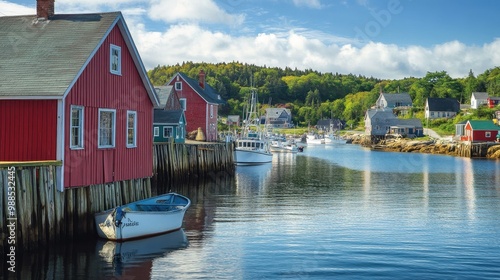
[0,142,235,251]
[454,141,499,158]
[152,142,234,192]
[0,161,151,250]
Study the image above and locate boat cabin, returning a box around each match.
[236,139,267,150]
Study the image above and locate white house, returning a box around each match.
[471,92,489,109]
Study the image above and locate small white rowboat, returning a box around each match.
[94,192,191,241]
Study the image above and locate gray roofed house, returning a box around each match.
[471,92,489,109]
[265,108,292,128]
[425,98,460,119]
[226,115,240,126]
[375,93,413,109]
[387,119,424,138]
[316,119,344,132]
[365,109,423,138]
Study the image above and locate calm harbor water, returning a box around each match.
[6,144,500,279]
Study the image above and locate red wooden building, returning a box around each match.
[166,70,225,141]
[487,97,500,108]
[0,1,159,189]
[461,120,500,142]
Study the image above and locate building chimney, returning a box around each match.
[37,0,55,20]
[198,70,205,89]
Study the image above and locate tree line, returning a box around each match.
[148,62,500,128]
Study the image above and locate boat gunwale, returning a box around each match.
[94,193,191,215]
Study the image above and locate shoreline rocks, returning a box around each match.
[343,133,500,159]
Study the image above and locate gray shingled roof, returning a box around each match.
[426,98,460,112]
[154,109,184,124]
[266,108,291,118]
[366,109,397,120]
[155,85,174,108]
[471,92,489,100]
[366,109,422,129]
[382,93,413,105]
[393,118,423,127]
[0,12,158,105]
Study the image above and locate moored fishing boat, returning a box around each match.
[234,89,273,165]
[94,192,190,241]
[325,133,347,144]
[306,133,325,145]
[270,139,299,153]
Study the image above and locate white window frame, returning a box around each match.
[154,127,160,137]
[180,98,187,111]
[70,105,84,149]
[163,126,174,138]
[486,131,491,138]
[110,44,121,75]
[175,82,182,90]
[126,111,137,148]
[210,104,214,118]
[98,108,116,148]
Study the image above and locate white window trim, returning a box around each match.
[98,108,116,148]
[179,98,187,111]
[175,82,182,90]
[210,104,214,118]
[70,105,84,149]
[110,44,121,75]
[163,126,174,138]
[126,111,137,148]
[154,127,160,137]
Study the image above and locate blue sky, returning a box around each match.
[2,0,500,79]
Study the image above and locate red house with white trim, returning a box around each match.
[166,71,225,142]
[0,1,159,189]
[461,120,500,142]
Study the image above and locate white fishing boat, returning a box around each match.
[306,133,325,145]
[325,134,347,144]
[270,139,299,153]
[94,193,190,241]
[234,90,273,165]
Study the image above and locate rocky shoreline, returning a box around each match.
[343,133,500,159]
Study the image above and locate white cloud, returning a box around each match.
[0,1,34,16]
[2,0,499,80]
[147,0,245,26]
[292,0,322,9]
[134,23,500,79]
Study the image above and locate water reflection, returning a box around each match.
[97,229,188,278]
[5,145,500,279]
[235,163,272,195]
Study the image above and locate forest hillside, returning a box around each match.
[148,62,500,130]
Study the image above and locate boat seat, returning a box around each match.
[135,204,184,211]
[136,204,171,211]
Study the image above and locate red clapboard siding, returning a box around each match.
[64,26,153,187]
[171,79,207,134]
[169,78,219,141]
[0,100,57,161]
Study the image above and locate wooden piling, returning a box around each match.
[1,142,235,250]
